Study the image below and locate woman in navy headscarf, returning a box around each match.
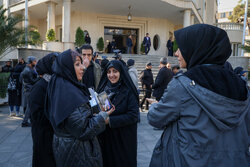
[97,60,139,167]
[46,49,113,167]
[148,24,250,167]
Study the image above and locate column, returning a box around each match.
[3,0,9,17]
[47,2,56,31]
[183,10,191,28]
[21,10,30,29]
[62,0,71,50]
[190,15,195,25]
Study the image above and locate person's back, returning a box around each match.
[149,74,249,167]
[128,66,139,90]
[141,68,154,87]
[21,66,37,91]
[152,64,173,101]
[148,24,250,167]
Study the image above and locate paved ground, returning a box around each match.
[0,105,162,167]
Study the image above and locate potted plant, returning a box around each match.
[43,29,63,51]
[97,37,104,52]
[173,39,178,53]
[75,27,85,47]
[140,43,145,54]
[46,29,56,41]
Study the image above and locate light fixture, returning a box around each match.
[127,5,132,21]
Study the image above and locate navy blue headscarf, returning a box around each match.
[174,24,247,100]
[46,49,89,127]
[36,52,59,75]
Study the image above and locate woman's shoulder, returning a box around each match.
[166,75,190,94]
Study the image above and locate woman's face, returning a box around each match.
[175,49,187,68]
[74,56,84,81]
[107,67,120,84]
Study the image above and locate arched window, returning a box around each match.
[153,34,160,51]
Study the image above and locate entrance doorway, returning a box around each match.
[104,27,138,54]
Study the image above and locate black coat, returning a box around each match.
[126,38,133,47]
[152,67,173,101]
[167,40,173,56]
[52,104,106,167]
[141,69,154,88]
[8,63,26,106]
[98,85,138,167]
[85,36,91,44]
[29,78,56,167]
[8,74,21,106]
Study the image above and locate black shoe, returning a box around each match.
[21,122,31,127]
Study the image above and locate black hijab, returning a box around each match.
[36,52,59,75]
[97,60,139,102]
[46,49,89,127]
[174,24,247,101]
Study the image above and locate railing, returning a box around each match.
[215,23,243,31]
[9,0,24,6]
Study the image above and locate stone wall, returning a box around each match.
[18,48,53,61]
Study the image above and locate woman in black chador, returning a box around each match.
[97,60,139,167]
[46,49,113,167]
[29,53,58,167]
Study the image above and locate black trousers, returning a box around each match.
[140,88,152,110]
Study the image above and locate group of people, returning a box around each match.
[21,44,139,167]
[139,58,183,111]
[1,24,249,167]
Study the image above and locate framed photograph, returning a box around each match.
[97,91,112,111]
[88,88,112,112]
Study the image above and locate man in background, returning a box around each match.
[139,62,154,111]
[20,56,38,127]
[126,35,133,54]
[79,44,102,91]
[152,57,173,101]
[143,33,151,55]
[2,61,13,72]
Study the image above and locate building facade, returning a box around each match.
[2,0,217,56]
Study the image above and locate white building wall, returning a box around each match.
[36,11,175,55]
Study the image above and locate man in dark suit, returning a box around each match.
[152,57,173,101]
[143,33,151,55]
[167,36,173,56]
[126,35,133,54]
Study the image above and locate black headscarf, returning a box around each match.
[46,49,89,127]
[174,24,247,101]
[36,52,59,75]
[223,61,233,72]
[97,60,139,102]
[175,24,232,69]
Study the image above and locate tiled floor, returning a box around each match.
[0,105,162,167]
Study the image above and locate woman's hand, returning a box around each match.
[104,105,115,124]
[106,105,115,115]
[146,98,158,104]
